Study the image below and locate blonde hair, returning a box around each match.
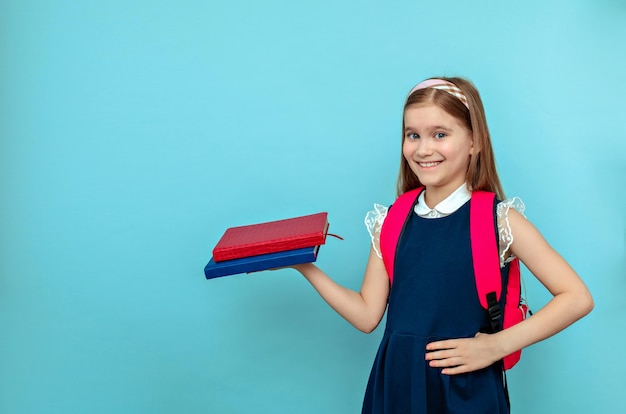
[396,77,505,199]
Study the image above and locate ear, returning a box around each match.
[469,134,476,155]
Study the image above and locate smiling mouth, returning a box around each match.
[418,161,442,168]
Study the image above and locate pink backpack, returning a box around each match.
[379,187,528,370]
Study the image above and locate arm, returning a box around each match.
[490,209,593,353]
[292,245,390,333]
[426,209,594,374]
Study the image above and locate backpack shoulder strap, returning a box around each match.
[379,187,424,285]
[470,191,502,331]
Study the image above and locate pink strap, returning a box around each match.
[502,258,522,369]
[379,188,424,284]
[469,191,502,307]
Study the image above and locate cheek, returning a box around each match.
[402,141,413,160]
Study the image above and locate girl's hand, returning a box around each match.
[425,332,502,375]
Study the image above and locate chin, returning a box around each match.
[413,175,438,187]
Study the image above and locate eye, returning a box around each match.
[406,132,420,140]
[434,132,447,139]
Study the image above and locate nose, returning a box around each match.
[414,138,433,158]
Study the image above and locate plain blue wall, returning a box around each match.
[1,1,624,413]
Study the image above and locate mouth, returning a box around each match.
[417,161,442,168]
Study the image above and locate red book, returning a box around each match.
[212,212,329,262]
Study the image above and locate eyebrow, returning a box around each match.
[404,125,453,133]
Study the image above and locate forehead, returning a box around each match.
[404,104,464,129]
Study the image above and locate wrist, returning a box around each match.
[293,262,316,274]
[491,330,512,361]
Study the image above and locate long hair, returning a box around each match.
[396,77,505,199]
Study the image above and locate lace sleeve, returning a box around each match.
[496,197,526,267]
[364,204,388,259]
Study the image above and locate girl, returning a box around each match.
[291,77,593,413]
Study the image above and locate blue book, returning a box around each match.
[204,245,320,279]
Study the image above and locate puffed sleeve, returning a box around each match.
[364,204,388,259]
[496,197,526,267]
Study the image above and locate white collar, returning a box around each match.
[414,183,471,218]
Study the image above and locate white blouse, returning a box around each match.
[364,183,525,267]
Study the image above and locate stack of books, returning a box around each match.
[204,212,330,279]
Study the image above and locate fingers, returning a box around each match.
[425,339,456,351]
[440,365,472,375]
[426,352,469,375]
[424,334,496,375]
[426,352,475,375]
[425,348,455,361]
[427,355,463,367]
[425,339,461,366]
[425,344,462,371]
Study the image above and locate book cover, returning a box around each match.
[204,245,320,279]
[212,212,328,262]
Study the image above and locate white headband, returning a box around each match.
[407,79,469,109]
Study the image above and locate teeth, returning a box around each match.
[419,161,441,167]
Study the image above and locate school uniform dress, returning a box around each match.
[362,184,523,414]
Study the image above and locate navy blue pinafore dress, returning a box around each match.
[362,201,510,414]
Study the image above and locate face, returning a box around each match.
[402,104,474,198]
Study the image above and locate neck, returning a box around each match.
[423,183,467,208]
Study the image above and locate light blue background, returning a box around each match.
[1,1,624,413]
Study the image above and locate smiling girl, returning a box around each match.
[291,77,593,413]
